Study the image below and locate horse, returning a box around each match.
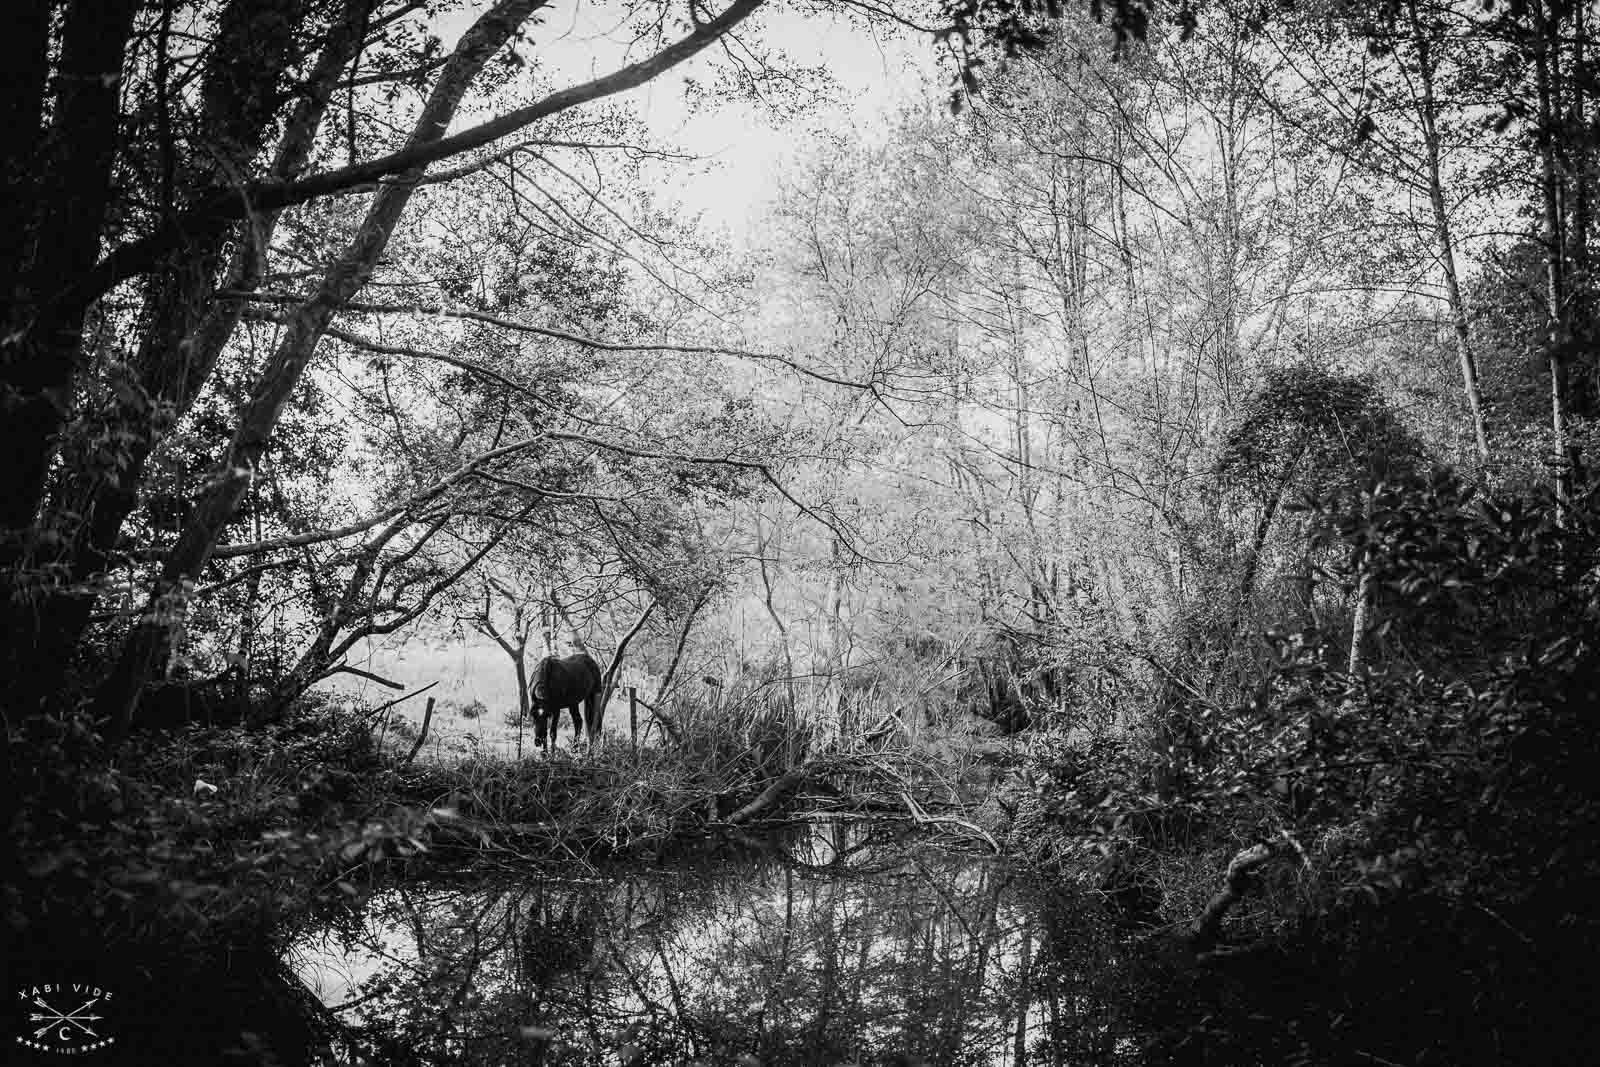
[528,652,603,748]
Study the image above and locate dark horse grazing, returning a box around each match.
[528,652,603,748]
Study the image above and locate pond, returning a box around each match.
[287,821,1144,1066]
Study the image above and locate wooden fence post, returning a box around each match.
[628,686,638,753]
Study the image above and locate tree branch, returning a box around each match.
[327,664,405,690]
[600,598,657,709]
[236,291,872,390]
[539,429,891,565]
[195,434,544,558]
[63,0,768,317]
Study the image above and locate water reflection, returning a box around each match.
[289,823,1137,1065]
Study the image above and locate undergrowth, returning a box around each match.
[1016,475,1600,1065]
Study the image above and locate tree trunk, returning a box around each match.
[23,0,354,688]
[1189,838,1289,953]
[649,583,713,743]
[596,599,656,737]
[0,0,53,314]
[234,514,266,710]
[1347,568,1372,677]
[0,0,141,537]
[1406,0,1490,464]
[1535,0,1576,517]
[758,524,798,709]
[1011,922,1033,1066]
[1216,446,1304,693]
[513,648,529,759]
[725,767,809,825]
[1348,489,1376,677]
[821,536,850,745]
[103,1,545,734]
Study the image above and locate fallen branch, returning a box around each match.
[900,790,1002,853]
[1190,831,1303,952]
[727,767,810,825]
[360,680,439,724]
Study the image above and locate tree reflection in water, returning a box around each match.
[289,822,1139,1065]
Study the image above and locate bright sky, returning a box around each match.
[444,2,942,234]
[622,6,939,233]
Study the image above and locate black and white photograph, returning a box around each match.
[3,0,1598,1062]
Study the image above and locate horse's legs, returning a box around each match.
[583,693,599,743]
[567,703,583,747]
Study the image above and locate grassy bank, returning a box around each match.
[4,687,990,1013]
[7,688,997,1061]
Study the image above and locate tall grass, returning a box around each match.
[376,689,819,861]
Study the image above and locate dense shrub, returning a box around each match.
[1024,474,1600,1064]
[4,695,423,960]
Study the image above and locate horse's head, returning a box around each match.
[529,657,556,705]
[527,658,556,746]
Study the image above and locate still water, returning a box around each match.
[287,822,1141,1066]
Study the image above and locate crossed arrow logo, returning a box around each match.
[28,996,103,1042]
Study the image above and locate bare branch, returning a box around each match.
[191,558,297,598]
[361,678,439,721]
[200,434,546,559]
[233,290,872,390]
[327,664,406,690]
[540,429,891,564]
[600,598,657,708]
[66,0,768,314]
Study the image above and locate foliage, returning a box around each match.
[1218,366,1427,494]
[1023,473,1600,1063]
[4,694,428,1004]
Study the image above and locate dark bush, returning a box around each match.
[1025,475,1600,1065]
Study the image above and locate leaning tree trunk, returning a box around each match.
[598,600,657,729]
[102,0,545,735]
[648,583,714,744]
[1214,445,1305,695]
[25,0,353,693]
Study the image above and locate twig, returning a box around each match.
[329,664,406,690]
[360,680,439,723]
[899,790,1002,853]
[1354,1051,1411,1067]
[402,697,436,766]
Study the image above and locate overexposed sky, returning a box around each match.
[441,2,942,234]
[625,6,938,233]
